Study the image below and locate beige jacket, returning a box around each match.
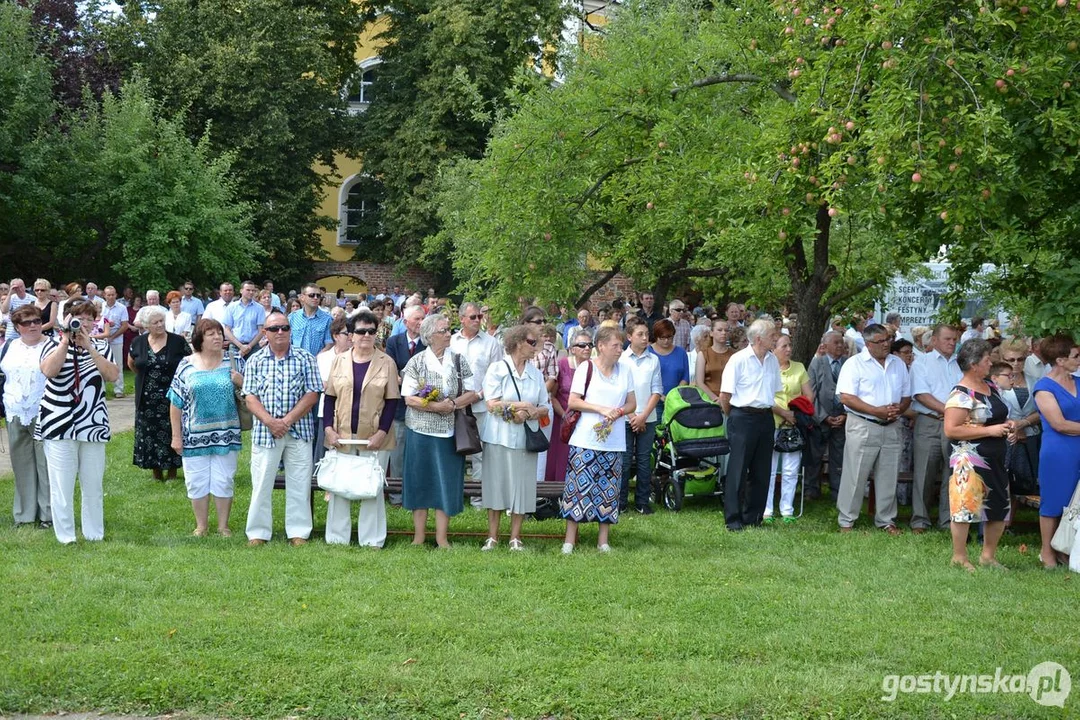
[324,349,401,449]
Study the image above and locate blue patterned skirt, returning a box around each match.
[560,445,621,524]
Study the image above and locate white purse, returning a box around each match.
[1050,482,1080,554]
[315,448,385,501]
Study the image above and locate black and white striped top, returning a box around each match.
[35,337,114,443]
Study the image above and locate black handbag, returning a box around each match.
[504,360,550,453]
[774,424,804,453]
[452,353,482,455]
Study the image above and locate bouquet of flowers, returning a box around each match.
[500,403,517,422]
[416,384,443,407]
[593,418,614,442]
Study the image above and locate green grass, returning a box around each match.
[0,431,1075,719]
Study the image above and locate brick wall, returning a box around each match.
[312,262,435,292]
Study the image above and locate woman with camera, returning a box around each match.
[38,300,119,544]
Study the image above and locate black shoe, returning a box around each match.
[727,523,744,532]
[38,521,52,529]
[635,505,654,516]
[618,503,628,513]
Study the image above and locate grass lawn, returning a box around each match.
[0,430,1075,719]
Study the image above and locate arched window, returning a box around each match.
[337,173,385,247]
[346,57,381,114]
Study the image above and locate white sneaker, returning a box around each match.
[561,542,574,555]
[481,537,497,551]
[597,543,611,553]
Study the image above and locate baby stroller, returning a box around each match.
[651,386,730,511]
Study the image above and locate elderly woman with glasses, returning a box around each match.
[322,311,401,547]
[2,305,52,527]
[129,305,191,481]
[400,313,480,548]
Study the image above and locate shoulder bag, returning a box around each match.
[230,353,253,431]
[315,448,385,501]
[560,360,593,443]
[453,352,482,455]
[774,423,804,453]
[504,360,549,453]
[1051,481,1080,554]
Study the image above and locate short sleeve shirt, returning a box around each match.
[568,361,635,453]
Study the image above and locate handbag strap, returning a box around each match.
[453,352,465,399]
[504,360,523,401]
[582,359,593,398]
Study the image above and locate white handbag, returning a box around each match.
[315,448,385,501]
[1050,482,1080,554]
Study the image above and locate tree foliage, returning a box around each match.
[433,0,1080,359]
[354,0,570,268]
[105,0,365,287]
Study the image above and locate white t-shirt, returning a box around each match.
[567,361,635,453]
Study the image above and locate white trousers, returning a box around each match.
[183,452,239,499]
[246,434,313,541]
[43,439,106,544]
[765,447,802,518]
[109,337,125,395]
[325,450,389,547]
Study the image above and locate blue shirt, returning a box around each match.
[648,345,690,394]
[241,346,323,448]
[227,299,266,343]
[288,308,332,356]
[390,317,407,337]
[180,296,204,319]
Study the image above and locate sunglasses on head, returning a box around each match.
[351,328,378,336]
[264,325,291,333]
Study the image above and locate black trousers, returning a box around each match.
[724,408,776,528]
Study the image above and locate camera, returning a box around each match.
[68,318,82,332]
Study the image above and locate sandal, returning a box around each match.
[509,538,524,552]
[481,537,498,551]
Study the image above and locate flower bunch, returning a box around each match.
[416,384,443,407]
[500,403,516,422]
[593,418,614,442]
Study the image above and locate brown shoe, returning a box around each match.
[882,525,902,536]
[912,527,927,535]
[289,537,308,547]
[247,538,267,547]
[839,526,853,534]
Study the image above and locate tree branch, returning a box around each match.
[670,74,796,103]
[823,278,878,312]
[572,157,643,209]
[682,265,730,278]
[575,265,622,308]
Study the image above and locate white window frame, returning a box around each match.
[337,173,381,247]
[346,57,381,115]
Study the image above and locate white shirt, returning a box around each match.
[845,327,866,352]
[620,347,663,423]
[1024,354,1048,389]
[836,348,911,409]
[719,345,782,409]
[568,361,635,452]
[481,357,551,449]
[960,328,982,345]
[100,302,128,342]
[0,338,48,424]
[909,349,961,415]
[203,298,232,325]
[449,329,502,414]
[165,310,193,337]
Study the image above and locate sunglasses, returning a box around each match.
[34,288,49,292]
[305,293,323,299]
[18,318,43,327]
[264,325,291,333]
[1004,357,1025,363]
[464,314,482,320]
[574,343,594,349]
[526,319,545,325]
[351,328,377,336]
[524,338,538,346]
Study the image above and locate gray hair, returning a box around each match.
[821,329,844,344]
[957,338,992,372]
[746,318,774,344]
[145,289,160,302]
[143,305,167,324]
[862,323,888,342]
[885,312,901,326]
[403,304,426,321]
[460,301,480,316]
[418,312,449,345]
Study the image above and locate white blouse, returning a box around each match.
[481,356,552,449]
[1,338,49,425]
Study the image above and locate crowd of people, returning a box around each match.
[1,277,1078,567]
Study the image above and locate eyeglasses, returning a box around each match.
[526,319,545,325]
[866,338,890,346]
[351,328,377,336]
[17,319,43,327]
[574,343,594,349]
[464,314,482,320]
[264,325,291,333]
[524,338,538,346]
[655,335,674,341]
[1003,357,1025,363]
[993,372,1015,379]
[432,328,450,335]
[305,293,322,299]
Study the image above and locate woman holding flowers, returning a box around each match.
[400,313,479,548]
[559,325,636,554]
[480,325,551,551]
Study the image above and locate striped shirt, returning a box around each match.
[241,345,323,448]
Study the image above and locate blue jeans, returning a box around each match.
[620,421,657,509]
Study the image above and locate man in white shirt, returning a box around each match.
[844,317,867,352]
[719,318,783,530]
[132,290,162,332]
[450,302,503,507]
[1025,337,1049,388]
[619,316,664,514]
[99,286,130,398]
[203,282,235,324]
[2,279,34,340]
[835,323,912,533]
[909,323,961,532]
[179,281,204,322]
[84,282,105,306]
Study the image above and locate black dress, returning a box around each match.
[131,333,190,470]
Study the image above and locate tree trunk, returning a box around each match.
[787,205,835,365]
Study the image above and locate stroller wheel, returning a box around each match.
[663,479,684,512]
